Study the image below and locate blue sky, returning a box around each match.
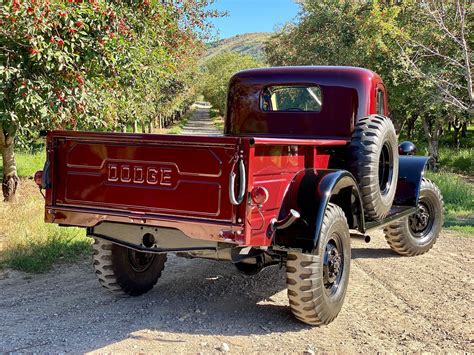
[207,0,300,39]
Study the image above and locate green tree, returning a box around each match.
[0,0,216,201]
[396,0,473,153]
[199,52,264,114]
[265,0,471,164]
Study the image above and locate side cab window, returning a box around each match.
[376,89,385,115]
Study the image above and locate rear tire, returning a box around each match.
[286,203,350,325]
[384,178,444,256]
[350,115,399,220]
[92,238,167,296]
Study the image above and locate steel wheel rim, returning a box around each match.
[378,142,394,196]
[128,250,156,273]
[409,199,435,240]
[323,233,344,297]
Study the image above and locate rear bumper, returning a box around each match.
[88,222,225,254]
[45,206,244,245]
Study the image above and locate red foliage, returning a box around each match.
[28,47,39,55]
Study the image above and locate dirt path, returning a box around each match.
[181,104,221,136]
[0,231,472,353]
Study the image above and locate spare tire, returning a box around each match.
[349,115,399,220]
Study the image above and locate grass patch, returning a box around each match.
[438,146,473,176]
[15,151,46,178]
[0,151,45,179]
[410,127,473,175]
[210,108,224,132]
[2,230,91,273]
[426,171,473,234]
[410,145,473,176]
[0,179,91,273]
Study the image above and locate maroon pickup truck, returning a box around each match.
[36,66,443,325]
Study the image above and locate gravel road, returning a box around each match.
[181,104,221,136]
[0,230,472,353]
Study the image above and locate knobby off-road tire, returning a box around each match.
[286,203,351,325]
[92,238,167,296]
[384,178,444,256]
[350,115,399,221]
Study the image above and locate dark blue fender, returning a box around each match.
[394,156,432,206]
[274,169,364,253]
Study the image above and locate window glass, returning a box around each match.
[262,86,322,112]
[376,90,385,115]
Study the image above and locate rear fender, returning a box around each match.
[394,156,432,206]
[273,169,364,253]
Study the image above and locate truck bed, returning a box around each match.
[45,131,245,223]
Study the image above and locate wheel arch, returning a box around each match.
[273,169,364,253]
[394,156,433,206]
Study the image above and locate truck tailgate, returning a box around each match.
[47,132,244,222]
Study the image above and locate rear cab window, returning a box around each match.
[262,86,322,112]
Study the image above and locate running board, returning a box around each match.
[364,206,417,232]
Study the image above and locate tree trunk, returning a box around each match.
[0,127,19,202]
[148,121,153,133]
[406,115,418,140]
[461,121,468,138]
[452,118,462,148]
[422,116,441,169]
[133,120,138,133]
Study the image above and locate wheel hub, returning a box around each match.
[409,203,431,235]
[378,142,394,196]
[323,240,344,294]
[128,250,155,273]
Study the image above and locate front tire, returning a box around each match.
[286,203,351,325]
[92,238,167,296]
[384,178,444,256]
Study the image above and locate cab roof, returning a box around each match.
[225,66,385,139]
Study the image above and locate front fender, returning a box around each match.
[274,169,363,253]
[394,156,432,206]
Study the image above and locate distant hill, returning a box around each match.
[203,32,271,62]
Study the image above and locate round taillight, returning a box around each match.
[251,186,269,205]
[34,170,43,187]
